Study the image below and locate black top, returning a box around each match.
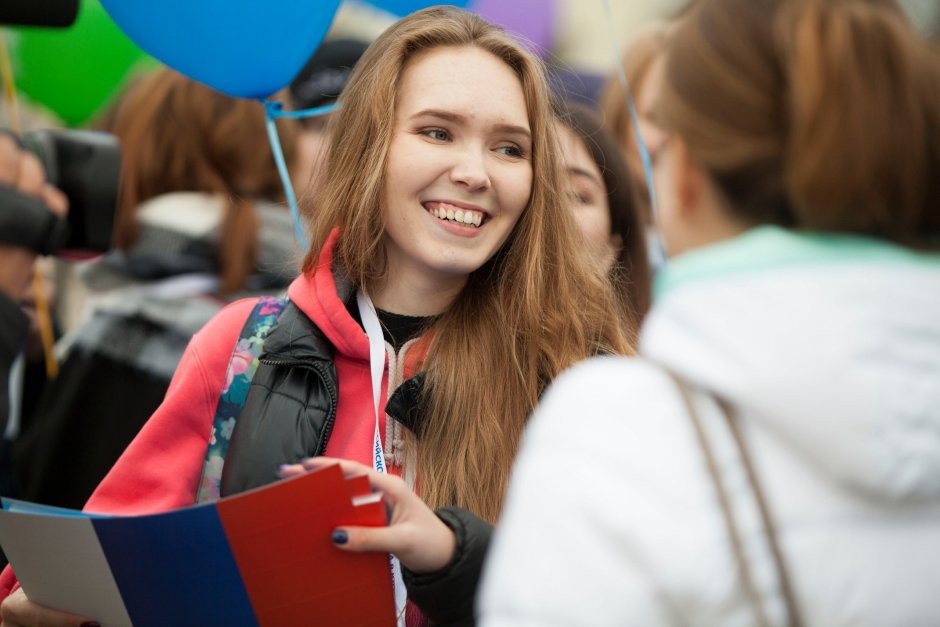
[347,298,436,351]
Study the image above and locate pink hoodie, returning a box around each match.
[0,231,430,600]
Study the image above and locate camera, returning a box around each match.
[26,129,120,253]
[0,0,78,28]
[0,0,120,256]
[0,129,120,255]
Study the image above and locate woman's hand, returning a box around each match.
[278,457,457,574]
[0,588,98,627]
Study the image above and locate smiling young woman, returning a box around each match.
[0,7,635,627]
[300,6,635,528]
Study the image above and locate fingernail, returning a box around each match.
[331,529,348,545]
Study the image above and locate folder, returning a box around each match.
[0,464,395,627]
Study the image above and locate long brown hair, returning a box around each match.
[302,6,634,521]
[105,69,299,293]
[658,0,940,246]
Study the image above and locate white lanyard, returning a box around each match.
[356,288,408,626]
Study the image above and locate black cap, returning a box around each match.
[290,39,370,110]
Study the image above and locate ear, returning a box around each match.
[668,138,749,249]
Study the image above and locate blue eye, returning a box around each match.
[422,128,449,141]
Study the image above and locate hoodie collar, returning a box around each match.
[642,226,940,502]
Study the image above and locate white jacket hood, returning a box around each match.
[641,227,940,503]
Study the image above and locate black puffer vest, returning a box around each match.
[220,301,425,496]
[220,302,336,496]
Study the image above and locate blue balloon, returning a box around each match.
[364,0,469,17]
[99,0,342,99]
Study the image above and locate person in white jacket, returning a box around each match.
[479,0,940,625]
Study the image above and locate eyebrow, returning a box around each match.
[410,109,531,140]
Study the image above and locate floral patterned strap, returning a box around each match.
[196,296,288,503]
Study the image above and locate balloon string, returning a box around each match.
[601,0,667,265]
[267,102,337,120]
[262,99,308,249]
[261,99,340,250]
[600,0,655,216]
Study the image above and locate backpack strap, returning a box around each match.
[667,371,803,627]
[195,296,288,503]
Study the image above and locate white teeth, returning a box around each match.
[427,202,484,228]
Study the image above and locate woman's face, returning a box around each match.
[556,123,616,271]
[383,45,532,292]
[623,57,669,220]
[635,59,668,168]
[651,129,682,256]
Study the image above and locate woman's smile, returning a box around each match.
[380,45,533,298]
[424,200,488,229]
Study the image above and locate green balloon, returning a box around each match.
[6,0,157,126]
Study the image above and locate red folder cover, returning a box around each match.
[0,464,396,627]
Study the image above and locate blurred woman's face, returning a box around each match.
[557,123,617,272]
[623,57,669,228]
[635,59,668,170]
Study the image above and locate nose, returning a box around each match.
[449,145,491,192]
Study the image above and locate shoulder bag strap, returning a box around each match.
[667,372,804,627]
[195,295,288,503]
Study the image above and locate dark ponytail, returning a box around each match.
[218,197,260,294]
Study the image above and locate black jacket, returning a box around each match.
[0,293,28,437]
[405,507,493,627]
[221,301,339,496]
[14,310,192,509]
[220,300,491,626]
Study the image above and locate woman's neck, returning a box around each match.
[368,269,466,316]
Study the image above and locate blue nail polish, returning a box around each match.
[332,530,348,545]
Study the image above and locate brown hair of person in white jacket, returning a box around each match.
[479,0,940,625]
